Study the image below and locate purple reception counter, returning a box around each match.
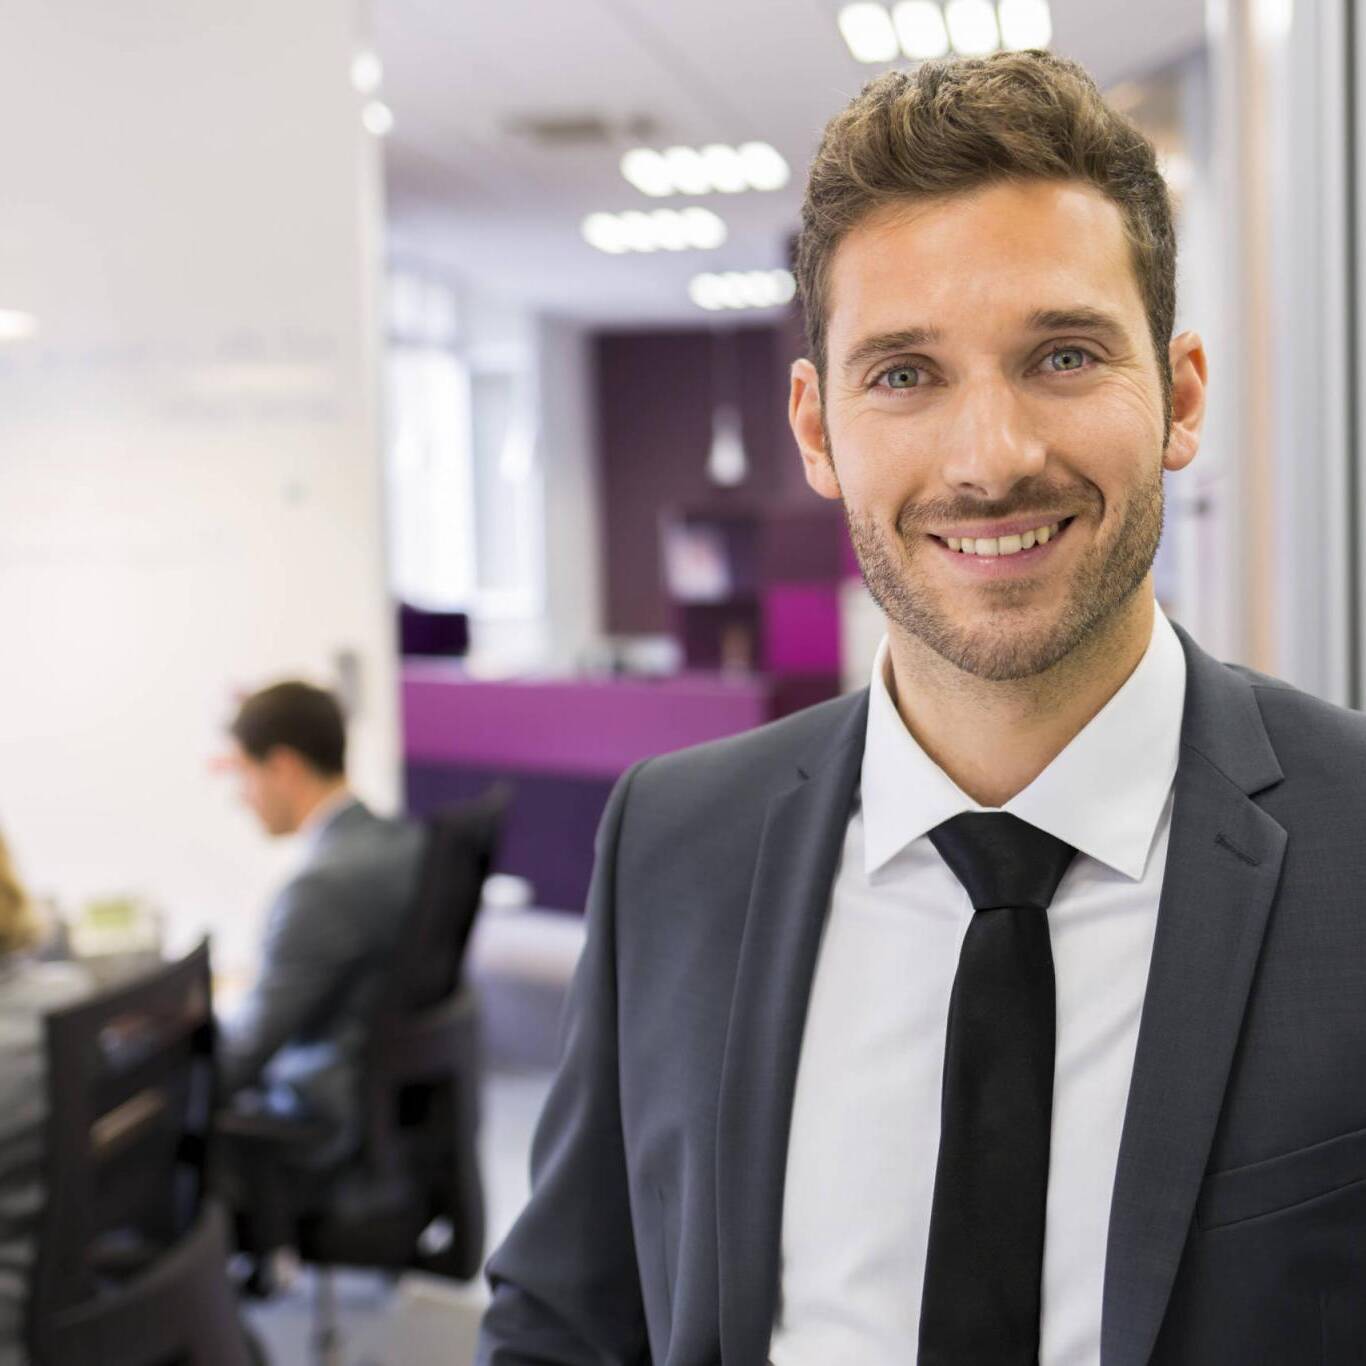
[401,665,777,911]
[402,665,775,775]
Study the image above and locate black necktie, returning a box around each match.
[918,811,1079,1365]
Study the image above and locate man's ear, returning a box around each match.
[790,358,841,500]
[1163,330,1207,472]
[265,745,303,782]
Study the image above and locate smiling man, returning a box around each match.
[478,53,1366,1366]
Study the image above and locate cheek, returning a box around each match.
[833,415,934,508]
[1048,382,1163,458]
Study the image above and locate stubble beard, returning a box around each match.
[843,462,1166,683]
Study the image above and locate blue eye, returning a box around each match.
[882,366,921,389]
[1045,347,1090,373]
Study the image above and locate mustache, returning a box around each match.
[896,487,1099,536]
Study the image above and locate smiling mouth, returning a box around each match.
[929,516,1077,558]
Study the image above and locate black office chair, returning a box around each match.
[220,785,511,1361]
[36,1203,252,1366]
[27,940,258,1366]
[305,783,511,1260]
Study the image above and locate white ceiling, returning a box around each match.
[376,0,1206,328]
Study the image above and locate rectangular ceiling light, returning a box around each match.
[893,1,950,58]
[839,2,901,62]
[582,208,727,254]
[998,0,1052,48]
[620,142,790,196]
[690,270,797,311]
[844,2,1051,64]
[945,0,1001,54]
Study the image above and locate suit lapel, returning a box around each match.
[1101,627,1287,1366]
[715,692,868,1366]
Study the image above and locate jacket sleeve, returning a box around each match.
[476,761,652,1366]
[217,869,361,1097]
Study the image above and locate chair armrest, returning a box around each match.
[367,984,480,1084]
[213,1107,334,1154]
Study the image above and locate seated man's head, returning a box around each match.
[226,681,347,836]
[790,51,1206,683]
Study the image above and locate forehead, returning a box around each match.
[825,179,1144,360]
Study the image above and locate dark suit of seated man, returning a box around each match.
[217,682,423,1170]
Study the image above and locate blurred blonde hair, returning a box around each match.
[0,830,40,957]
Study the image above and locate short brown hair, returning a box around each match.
[796,51,1176,424]
[230,681,346,777]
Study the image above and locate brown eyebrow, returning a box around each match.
[840,308,1132,378]
[1025,307,1130,344]
[841,326,942,375]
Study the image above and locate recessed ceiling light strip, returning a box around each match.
[838,0,1052,62]
[582,208,728,255]
[689,270,797,311]
[620,142,790,197]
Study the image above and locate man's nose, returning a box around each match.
[936,378,1047,501]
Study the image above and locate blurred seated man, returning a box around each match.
[217,681,424,1168]
[0,831,91,1366]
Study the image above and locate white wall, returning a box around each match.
[538,318,605,672]
[0,0,397,977]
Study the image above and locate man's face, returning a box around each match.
[228,743,298,837]
[791,179,1204,681]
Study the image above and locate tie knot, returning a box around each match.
[928,811,1077,913]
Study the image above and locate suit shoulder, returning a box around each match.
[280,820,423,915]
[312,816,423,872]
[620,693,863,841]
[628,690,865,808]
[1229,664,1366,770]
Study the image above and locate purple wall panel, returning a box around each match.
[761,584,841,674]
[594,321,832,634]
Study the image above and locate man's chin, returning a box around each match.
[908,599,1086,682]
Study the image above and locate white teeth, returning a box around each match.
[942,521,1062,556]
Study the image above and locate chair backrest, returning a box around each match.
[299,788,509,1278]
[28,941,216,1353]
[386,782,512,1016]
[38,1201,253,1366]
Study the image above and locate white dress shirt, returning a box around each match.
[768,605,1186,1366]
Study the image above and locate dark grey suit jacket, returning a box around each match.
[219,800,424,1156]
[477,625,1366,1365]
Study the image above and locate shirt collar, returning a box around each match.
[861,604,1186,881]
[299,788,359,850]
